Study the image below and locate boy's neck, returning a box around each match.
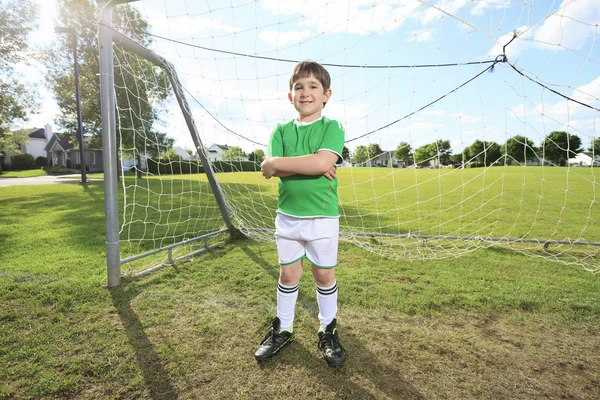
[297,113,323,123]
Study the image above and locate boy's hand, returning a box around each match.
[261,156,276,179]
[323,165,337,181]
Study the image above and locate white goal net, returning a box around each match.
[108,0,600,272]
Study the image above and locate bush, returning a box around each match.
[146,159,261,175]
[212,161,260,173]
[75,164,90,172]
[147,159,204,175]
[35,156,48,168]
[11,153,35,170]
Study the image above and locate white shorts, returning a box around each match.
[274,213,339,268]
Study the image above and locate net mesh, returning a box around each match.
[108,0,600,272]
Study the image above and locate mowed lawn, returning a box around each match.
[1,167,599,399]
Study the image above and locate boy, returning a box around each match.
[254,60,346,367]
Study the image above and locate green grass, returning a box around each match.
[1,169,599,399]
[0,168,47,178]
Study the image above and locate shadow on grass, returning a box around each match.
[235,241,424,399]
[110,284,178,400]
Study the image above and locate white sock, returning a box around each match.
[277,281,299,331]
[316,281,338,330]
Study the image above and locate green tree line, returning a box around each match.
[350,132,585,167]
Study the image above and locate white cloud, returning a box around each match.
[406,29,434,43]
[259,30,313,47]
[260,0,422,36]
[533,0,600,50]
[471,0,512,17]
[422,109,447,116]
[140,4,240,39]
[509,76,600,136]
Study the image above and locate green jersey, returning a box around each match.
[267,116,345,218]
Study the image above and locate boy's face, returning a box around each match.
[288,75,332,122]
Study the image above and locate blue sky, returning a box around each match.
[17,0,600,155]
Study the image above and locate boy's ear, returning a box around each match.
[323,88,332,103]
[288,92,292,103]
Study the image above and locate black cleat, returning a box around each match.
[318,319,346,367]
[254,317,294,361]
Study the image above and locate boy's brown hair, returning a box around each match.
[289,60,331,93]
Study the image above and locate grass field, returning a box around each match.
[0,169,47,178]
[1,168,599,399]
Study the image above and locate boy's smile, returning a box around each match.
[288,75,332,122]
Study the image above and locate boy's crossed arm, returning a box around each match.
[261,151,339,180]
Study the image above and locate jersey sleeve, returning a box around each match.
[266,124,283,157]
[318,119,345,164]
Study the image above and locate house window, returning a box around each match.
[76,152,80,164]
[91,152,96,164]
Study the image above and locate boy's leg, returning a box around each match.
[277,259,303,330]
[254,260,302,362]
[305,218,345,366]
[255,214,304,361]
[312,265,345,367]
[311,266,337,330]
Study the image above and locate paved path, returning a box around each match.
[0,175,102,187]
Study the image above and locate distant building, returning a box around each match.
[44,131,103,172]
[207,144,230,161]
[1,124,103,172]
[207,144,248,161]
[568,152,600,167]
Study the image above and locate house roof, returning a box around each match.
[43,132,102,152]
[209,144,229,151]
[28,128,46,139]
[374,150,396,159]
[45,133,73,152]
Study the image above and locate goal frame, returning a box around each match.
[97,0,233,287]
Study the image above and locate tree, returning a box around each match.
[414,140,452,166]
[434,139,452,165]
[161,147,182,161]
[367,143,384,158]
[449,153,462,165]
[248,149,265,164]
[414,145,430,165]
[0,0,38,67]
[0,129,29,173]
[541,131,582,166]
[394,142,412,166]
[501,135,536,164]
[220,146,246,161]
[352,145,369,165]
[465,140,502,167]
[590,138,600,155]
[342,146,350,161]
[45,0,172,157]
[0,0,39,174]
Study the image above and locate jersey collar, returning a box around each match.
[294,116,324,127]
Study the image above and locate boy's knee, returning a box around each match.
[279,260,302,285]
[312,266,335,287]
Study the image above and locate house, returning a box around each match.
[364,151,401,168]
[568,152,600,167]
[207,144,230,161]
[45,131,103,172]
[21,127,49,160]
[207,144,248,161]
[2,124,53,169]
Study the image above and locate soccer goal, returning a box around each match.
[97,0,600,286]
